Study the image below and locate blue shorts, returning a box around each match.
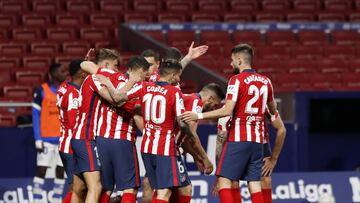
[263,143,272,158]
[141,153,191,190]
[71,139,101,175]
[216,142,263,181]
[59,152,75,184]
[96,137,140,191]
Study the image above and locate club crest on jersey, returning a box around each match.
[227,85,236,94]
[196,106,202,113]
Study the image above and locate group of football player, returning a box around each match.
[56,42,286,203]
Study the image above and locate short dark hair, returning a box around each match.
[141,49,161,62]
[95,48,119,63]
[231,44,254,65]
[69,59,84,76]
[127,56,150,71]
[159,60,182,77]
[164,47,182,62]
[49,63,63,76]
[202,83,225,100]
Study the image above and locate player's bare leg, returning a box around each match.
[82,171,102,203]
[154,188,172,202]
[141,177,153,203]
[261,176,272,203]
[71,175,87,203]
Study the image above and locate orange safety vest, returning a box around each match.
[40,83,60,137]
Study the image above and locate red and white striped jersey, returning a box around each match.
[73,68,115,140]
[176,93,203,148]
[56,81,80,154]
[217,116,231,133]
[96,72,138,142]
[148,71,160,82]
[127,81,185,156]
[226,69,274,143]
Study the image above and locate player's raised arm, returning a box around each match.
[80,61,100,74]
[180,41,209,68]
[262,112,286,177]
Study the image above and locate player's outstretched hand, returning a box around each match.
[85,48,96,61]
[95,74,111,87]
[180,111,198,122]
[187,41,209,60]
[262,156,277,177]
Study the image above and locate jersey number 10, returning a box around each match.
[143,93,166,124]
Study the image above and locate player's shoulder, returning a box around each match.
[97,67,116,75]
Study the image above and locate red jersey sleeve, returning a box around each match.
[267,77,275,104]
[226,76,240,102]
[174,89,185,117]
[89,74,104,93]
[127,82,145,100]
[67,90,80,129]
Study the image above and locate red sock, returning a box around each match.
[153,199,168,203]
[251,191,264,203]
[219,188,234,203]
[177,195,191,203]
[151,191,157,203]
[262,188,272,203]
[99,191,111,203]
[62,191,72,203]
[121,193,136,203]
[231,188,241,203]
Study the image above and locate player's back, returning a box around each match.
[227,69,274,143]
[138,81,184,156]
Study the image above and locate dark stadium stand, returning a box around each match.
[1,0,360,126]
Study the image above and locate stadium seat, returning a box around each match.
[167,31,196,45]
[22,14,52,27]
[0,1,28,13]
[66,1,95,13]
[0,72,12,85]
[198,1,226,11]
[255,13,284,22]
[89,14,119,27]
[293,0,322,12]
[62,42,90,55]
[233,31,264,45]
[253,59,285,74]
[349,58,360,72]
[80,28,109,41]
[0,57,20,69]
[180,80,197,94]
[0,15,18,27]
[15,71,46,84]
[12,28,42,41]
[356,0,360,10]
[166,1,194,12]
[317,59,349,73]
[55,55,76,68]
[192,13,220,23]
[261,0,290,12]
[0,43,27,56]
[290,45,323,59]
[99,0,128,13]
[223,13,253,22]
[0,114,17,127]
[3,85,33,98]
[142,31,165,42]
[230,0,259,12]
[285,59,318,73]
[331,30,359,45]
[324,0,352,12]
[32,1,61,13]
[287,13,316,22]
[200,31,231,44]
[0,30,7,41]
[310,73,341,90]
[30,42,59,56]
[266,31,297,46]
[133,0,162,12]
[158,13,187,23]
[46,28,76,42]
[318,13,346,22]
[323,45,356,59]
[55,14,85,27]
[349,13,360,22]
[298,31,329,45]
[124,13,154,23]
[23,56,52,69]
[256,46,290,59]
